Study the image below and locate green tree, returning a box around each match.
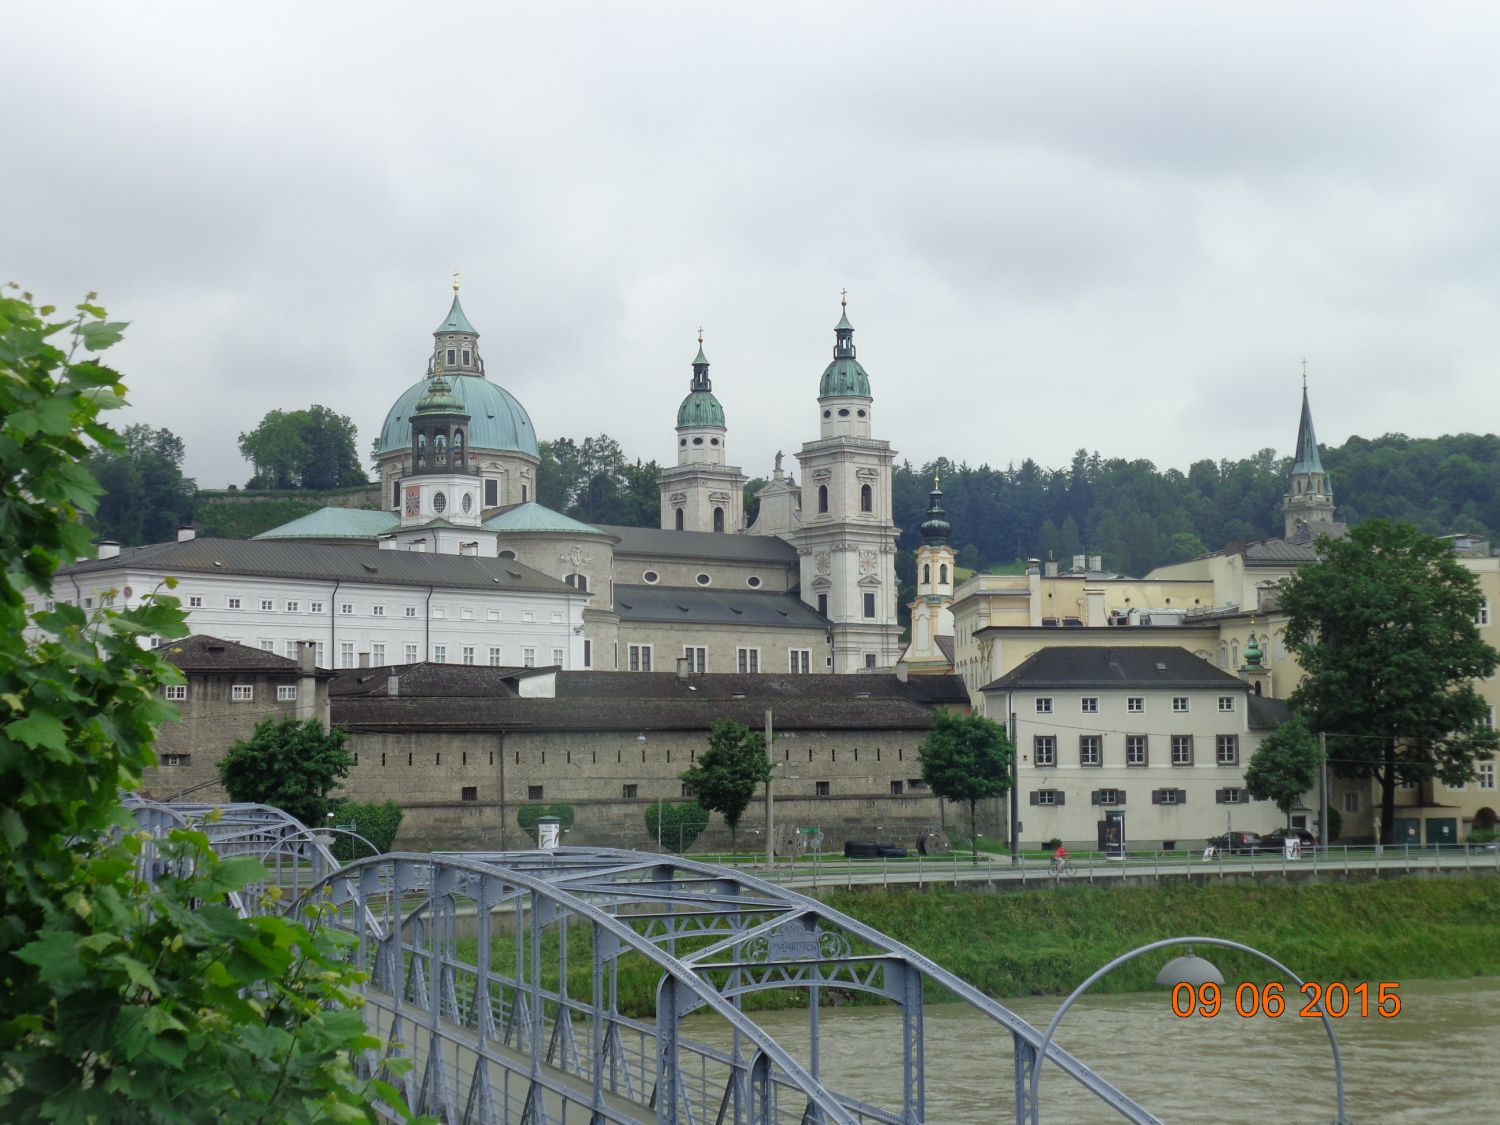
[327,798,404,861]
[87,423,196,544]
[918,711,1014,863]
[1244,712,1322,827]
[679,719,773,852]
[1280,519,1499,843]
[644,801,710,853]
[217,717,354,827]
[239,404,367,490]
[0,287,418,1122]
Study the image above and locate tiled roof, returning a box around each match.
[484,502,615,536]
[160,634,308,674]
[253,507,399,541]
[1247,694,1292,730]
[59,538,574,595]
[613,585,827,629]
[594,524,799,564]
[330,662,550,698]
[1243,538,1320,566]
[981,646,1248,693]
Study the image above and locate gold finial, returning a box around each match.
[698,325,704,344]
[452,270,461,293]
[934,468,941,491]
[840,287,847,308]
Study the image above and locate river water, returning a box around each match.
[684,978,1499,1122]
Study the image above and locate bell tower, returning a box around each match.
[1284,374,1337,542]
[658,331,746,533]
[901,473,957,673]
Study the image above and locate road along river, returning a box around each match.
[684,977,1498,1122]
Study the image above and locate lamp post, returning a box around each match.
[1027,935,1348,1125]
[765,708,775,869]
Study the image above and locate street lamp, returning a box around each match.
[1027,936,1348,1125]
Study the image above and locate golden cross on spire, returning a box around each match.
[1301,358,1307,387]
[697,325,704,344]
[840,287,847,307]
[452,270,461,293]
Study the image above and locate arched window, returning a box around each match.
[818,485,829,514]
[434,433,447,465]
[521,484,528,502]
[675,508,684,531]
[566,573,589,593]
[860,483,872,512]
[922,563,931,584]
[713,506,725,533]
[453,430,464,457]
[940,563,949,584]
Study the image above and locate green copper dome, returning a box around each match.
[435,293,477,335]
[676,338,725,428]
[377,374,538,458]
[920,478,951,546]
[819,299,871,398]
[415,373,465,415]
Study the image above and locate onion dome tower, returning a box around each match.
[902,473,957,674]
[398,363,482,530]
[794,293,902,672]
[658,331,746,533]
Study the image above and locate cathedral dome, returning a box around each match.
[819,302,871,398]
[677,390,725,428]
[376,374,538,458]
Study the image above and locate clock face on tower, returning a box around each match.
[404,486,421,518]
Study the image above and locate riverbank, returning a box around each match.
[819,875,1500,998]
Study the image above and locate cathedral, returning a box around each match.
[252,284,904,674]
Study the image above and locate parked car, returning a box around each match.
[1205,831,1271,856]
[1264,827,1318,850]
[843,840,909,859]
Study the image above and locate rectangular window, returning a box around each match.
[1127,696,1143,713]
[583,639,591,667]
[285,600,300,613]
[622,784,638,799]
[1172,696,1189,713]
[815,781,831,797]
[371,643,385,664]
[163,684,187,701]
[433,645,447,664]
[1035,697,1053,714]
[789,649,811,674]
[484,479,498,506]
[737,647,760,674]
[285,640,299,659]
[1342,790,1361,812]
[864,653,877,669]
[162,753,191,767]
[309,601,323,614]
[1153,788,1185,806]
[523,647,537,667]
[462,787,478,802]
[340,642,354,668]
[890,780,904,795]
[277,685,297,701]
[527,785,544,800]
[1479,602,1491,626]
[487,609,501,622]
[404,605,417,618]
[461,608,474,621]
[1033,735,1056,767]
[260,598,274,612]
[340,602,354,615]
[314,642,324,665]
[863,592,876,618]
[187,595,203,608]
[462,645,475,665]
[683,645,706,673]
[1080,697,1098,714]
[1093,788,1122,806]
[259,640,276,652]
[1079,735,1101,766]
[489,646,502,667]
[1126,735,1148,766]
[1218,696,1236,713]
[817,593,828,617]
[1478,763,1496,790]
[231,684,254,702]
[681,783,697,799]
[522,611,535,623]
[404,643,419,663]
[1216,735,1239,766]
[628,644,652,672]
[1030,789,1064,806]
[1217,787,1245,805]
[551,647,564,666]
[1171,735,1194,766]
[372,604,385,616]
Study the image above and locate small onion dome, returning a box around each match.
[920,482,951,546]
[819,298,871,397]
[1244,631,1267,671]
[677,336,726,427]
[415,373,466,415]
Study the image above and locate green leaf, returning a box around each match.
[0,805,25,848]
[5,710,68,752]
[15,930,88,992]
[75,320,129,351]
[206,854,267,895]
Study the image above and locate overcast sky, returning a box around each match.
[6,3,1499,491]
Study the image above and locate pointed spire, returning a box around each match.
[434,292,477,336]
[1291,377,1324,477]
[920,472,951,546]
[690,328,711,391]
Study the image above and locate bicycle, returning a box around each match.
[1048,858,1076,881]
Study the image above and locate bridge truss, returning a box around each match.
[127,800,1162,1125]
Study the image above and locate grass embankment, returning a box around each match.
[465,877,1499,1019]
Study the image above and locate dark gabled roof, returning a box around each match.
[329,662,552,698]
[936,635,956,664]
[613,585,827,629]
[1242,538,1320,566]
[159,634,318,675]
[58,538,574,595]
[1247,694,1292,731]
[328,669,966,733]
[892,672,968,706]
[980,646,1249,693]
[594,524,799,564]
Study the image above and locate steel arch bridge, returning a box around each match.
[126,800,1162,1125]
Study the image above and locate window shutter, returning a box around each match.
[1176,789,1186,805]
[1054,791,1066,806]
[1117,790,1126,805]
[1029,791,1040,806]
[1151,789,1162,805]
[1215,788,1227,804]
[1091,790,1101,805]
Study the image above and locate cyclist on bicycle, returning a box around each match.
[1051,845,1069,874]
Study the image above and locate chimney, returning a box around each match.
[676,656,691,679]
[96,540,121,560]
[895,663,908,683]
[387,675,400,697]
[296,641,317,722]
[297,640,316,674]
[1088,554,1102,572]
[358,652,370,668]
[1072,554,1086,572]
[1043,559,1059,578]
[177,525,196,542]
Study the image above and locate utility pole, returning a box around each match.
[1320,731,1329,852]
[1008,708,1019,864]
[765,708,775,869]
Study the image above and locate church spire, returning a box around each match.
[1283,370,1336,541]
[1291,377,1324,477]
[920,472,951,546]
